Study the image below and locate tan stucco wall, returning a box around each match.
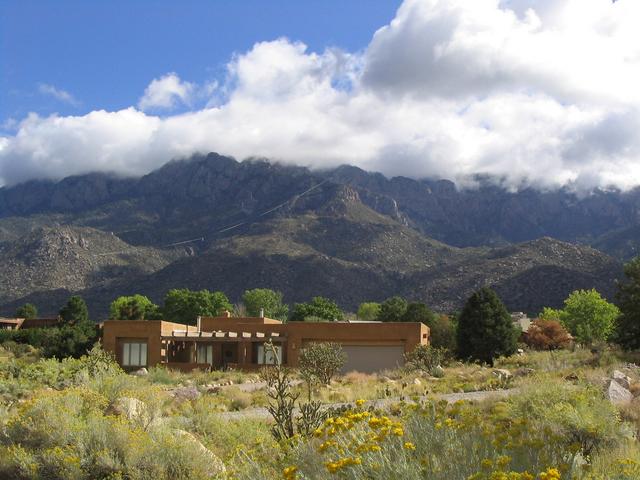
[102,318,430,371]
[102,320,197,368]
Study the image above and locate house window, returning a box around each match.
[122,341,148,367]
[197,344,213,365]
[257,343,282,365]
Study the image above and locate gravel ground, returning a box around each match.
[217,388,517,421]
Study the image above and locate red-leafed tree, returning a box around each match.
[524,319,572,351]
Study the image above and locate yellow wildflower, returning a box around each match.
[283,466,297,479]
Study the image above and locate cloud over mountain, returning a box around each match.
[1,0,639,190]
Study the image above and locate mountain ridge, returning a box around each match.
[0,153,630,318]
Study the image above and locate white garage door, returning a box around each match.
[341,345,405,374]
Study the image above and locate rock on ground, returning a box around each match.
[607,380,633,404]
[107,397,148,422]
[612,370,632,390]
[173,429,226,475]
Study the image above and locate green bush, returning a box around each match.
[404,345,448,376]
[298,342,346,385]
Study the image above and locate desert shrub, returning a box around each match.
[404,345,448,376]
[0,341,39,360]
[0,387,223,479]
[299,342,346,385]
[524,319,572,350]
[232,398,577,479]
[178,397,273,459]
[225,387,253,411]
[505,378,630,457]
[145,366,181,385]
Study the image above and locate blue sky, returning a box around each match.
[1,0,400,122]
[0,0,639,191]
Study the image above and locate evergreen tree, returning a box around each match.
[616,257,640,350]
[59,296,89,325]
[456,287,517,365]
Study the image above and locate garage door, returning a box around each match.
[341,345,405,374]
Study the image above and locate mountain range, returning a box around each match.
[0,152,635,319]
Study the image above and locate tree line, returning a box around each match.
[6,257,640,363]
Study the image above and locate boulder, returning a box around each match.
[173,429,226,475]
[492,369,512,379]
[131,367,148,377]
[612,370,632,390]
[171,386,201,401]
[607,380,633,404]
[107,397,148,422]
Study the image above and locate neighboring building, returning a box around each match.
[0,316,62,330]
[510,312,532,332]
[102,312,430,373]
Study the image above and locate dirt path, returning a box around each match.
[217,388,517,421]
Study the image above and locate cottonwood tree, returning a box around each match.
[290,297,343,322]
[16,303,38,319]
[377,296,408,322]
[402,302,436,324]
[456,287,518,365]
[109,295,161,320]
[547,289,619,345]
[162,289,232,325]
[357,302,381,321]
[242,288,289,320]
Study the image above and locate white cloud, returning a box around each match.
[38,83,79,106]
[138,73,195,111]
[2,0,640,190]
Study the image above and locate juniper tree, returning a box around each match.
[456,287,517,366]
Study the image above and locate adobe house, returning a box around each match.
[101,312,430,373]
[0,316,62,330]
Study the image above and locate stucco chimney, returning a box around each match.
[259,308,264,318]
[196,316,201,331]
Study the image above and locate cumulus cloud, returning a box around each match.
[2,0,640,190]
[38,83,80,106]
[138,73,195,111]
